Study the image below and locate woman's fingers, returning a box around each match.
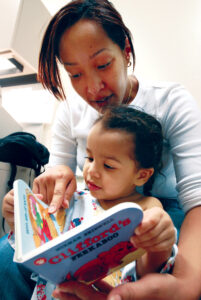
[63,176,77,208]
[93,280,113,294]
[48,172,77,213]
[32,165,77,213]
[52,281,107,300]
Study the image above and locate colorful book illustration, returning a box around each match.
[14,179,145,285]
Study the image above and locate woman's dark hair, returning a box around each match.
[38,0,135,100]
[95,105,163,196]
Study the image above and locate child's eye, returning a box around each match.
[85,156,93,162]
[104,164,114,170]
[97,61,111,70]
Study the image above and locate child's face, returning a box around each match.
[83,122,141,201]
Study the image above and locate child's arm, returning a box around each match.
[130,206,176,278]
[2,189,15,232]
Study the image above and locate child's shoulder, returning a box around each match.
[138,195,163,211]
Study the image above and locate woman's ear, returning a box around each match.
[124,37,131,64]
[134,168,154,186]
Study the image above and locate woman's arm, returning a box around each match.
[32,100,79,212]
[163,85,201,212]
[173,205,201,297]
[48,100,77,171]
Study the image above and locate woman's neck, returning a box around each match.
[126,75,139,104]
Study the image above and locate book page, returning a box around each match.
[14,180,62,257]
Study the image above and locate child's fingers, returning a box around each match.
[142,238,174,252]
[131,207,175,252]
[135,218,172,240]
[131,226,175,251]
[134,216,170,243]
[134,207,165,235]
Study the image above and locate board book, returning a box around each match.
[14,179,145,285]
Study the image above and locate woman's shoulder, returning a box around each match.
[137,79,183,91]
[133,79,199,125]
[135,79,191,105]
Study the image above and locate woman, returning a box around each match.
[2,0,201,299]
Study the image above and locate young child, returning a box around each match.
[79,105,177,284]
[14,106,177,299]
[54,106,176,299]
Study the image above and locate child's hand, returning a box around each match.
[130,207,176,252]
[2,189,15,232]
[2,189,44,232]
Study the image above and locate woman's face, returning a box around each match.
[59,19,130,112]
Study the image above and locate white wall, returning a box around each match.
[112,0,201,106]
[1,84,59,149]
[0,0,21,50]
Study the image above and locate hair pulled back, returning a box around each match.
[38,0,135,100]
[96,105,163,196]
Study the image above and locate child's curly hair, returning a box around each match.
[95,105,163,196]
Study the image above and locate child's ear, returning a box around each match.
[134,168,154,186]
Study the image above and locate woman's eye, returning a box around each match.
[71,73,81,79]
[104,164,114,169]
[97,61,111,70]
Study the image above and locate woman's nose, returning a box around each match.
[86,75,104,98]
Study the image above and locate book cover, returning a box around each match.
[14,179,144,285]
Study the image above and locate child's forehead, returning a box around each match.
[90,120,133,138]
[88,122,135,156]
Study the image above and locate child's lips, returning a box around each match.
[87,181,101,191]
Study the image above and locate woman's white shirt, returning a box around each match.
[49,80,201,213]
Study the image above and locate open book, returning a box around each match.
[14,179,145,285]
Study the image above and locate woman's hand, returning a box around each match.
[107,272,186,300]
[52,280,112,300]
[131,207,176,252]
[2,189,15,231]
[32,165,77,213]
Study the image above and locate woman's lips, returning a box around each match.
[87,181,101,191]
[94,94,113,108]
[96,100,108,108]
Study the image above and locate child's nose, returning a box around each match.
[89,162,100,178]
